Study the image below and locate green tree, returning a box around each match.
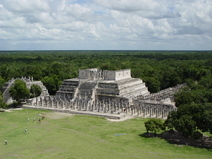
[174,89,198,107]
[9,79,30,103]
[203,103,212,134]
[30,84,42,98]
[173,115,196,137]
[25,66,43,80]
[165,103,212,137]
[163,111,176,130]
[0,76,6,91]
[144,119,164,136]
[160,67,181,89]
[0,92,7,108]
[143,77,160,93]
[199,75,212,89]
[42,75,61,95]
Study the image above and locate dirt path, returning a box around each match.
[4,107,135,122]
[45,112,73,119]
[107,115,135,122]
[4,108,23,112]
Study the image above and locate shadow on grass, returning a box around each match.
[139,130,212,150]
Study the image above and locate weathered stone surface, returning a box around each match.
[56,68,149,104]
[21,69,186,119]
[2,77,49,104]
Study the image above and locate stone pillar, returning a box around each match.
[91,103,94,111]
[124,103,127,114]
[40,97,43,107]
[146,107,149,116]
[162,110,164,119]
[56,100,59,108]
[118,102,120,112]
[35,97,38,106]
[97,102,100,112]
[95,100,98,111]
[71,101,74,110]
[137,107,139,116]
[143,108,146,117]
[102,102,105,113]
[113,102,116,112]
[62,100,64,109]
[150,108,152,117]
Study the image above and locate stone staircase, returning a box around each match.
[2,79,16,104]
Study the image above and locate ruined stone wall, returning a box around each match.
[136,83,186,102]
[2,77,49,104]
[103,69,131,81]
[78,68,99,79]
[27,94,174,119]
[133,100,176,118]
[27,95,129,115]
[78,68,131,81]
[115,69,131,81]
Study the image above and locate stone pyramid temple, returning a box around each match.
[3,68,186,119]
[56,68,150,104]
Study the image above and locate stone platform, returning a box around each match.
[22,105,126,120]
[56,68,150,103]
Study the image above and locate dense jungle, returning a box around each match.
[0,51,211,94]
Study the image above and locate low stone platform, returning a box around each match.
[22,105,126,120]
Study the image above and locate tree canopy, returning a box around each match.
[0,51,211,95]
[144,119,164,136]
[0,92,7,108]
[30,84,42,98]
[9,79,30,103]
[165,74,212,137]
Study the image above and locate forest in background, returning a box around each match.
[0,50,211,95]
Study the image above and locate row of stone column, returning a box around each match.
[132,102,176,118]
[28,96,175,118]
[30,96,130,114]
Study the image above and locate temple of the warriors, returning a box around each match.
[3,68,186,119]
[56,68,150,104]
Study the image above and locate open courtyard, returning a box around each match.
[0,108,211,159]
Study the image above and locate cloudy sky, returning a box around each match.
[0,0,211,50]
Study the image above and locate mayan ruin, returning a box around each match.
[2,77,49,104]
[17,68,186,119]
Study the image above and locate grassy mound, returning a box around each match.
[0,109,211,159]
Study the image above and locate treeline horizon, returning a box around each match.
[0,50,211,95]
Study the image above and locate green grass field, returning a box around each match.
[0,109,211,159]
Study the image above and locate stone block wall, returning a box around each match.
[103,69,131,81]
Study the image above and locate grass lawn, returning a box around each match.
[0,109,211,159]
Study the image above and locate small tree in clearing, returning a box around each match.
[144,119,164,136]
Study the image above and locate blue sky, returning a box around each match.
[0,0,211,50]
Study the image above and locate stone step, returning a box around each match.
[117,79,145,89]
[121,89,149,99]
[119,83,149,94]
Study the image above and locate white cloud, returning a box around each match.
[93,0,161,12]
[0,0,211,50]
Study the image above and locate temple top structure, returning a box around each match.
[78,68,131,81]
